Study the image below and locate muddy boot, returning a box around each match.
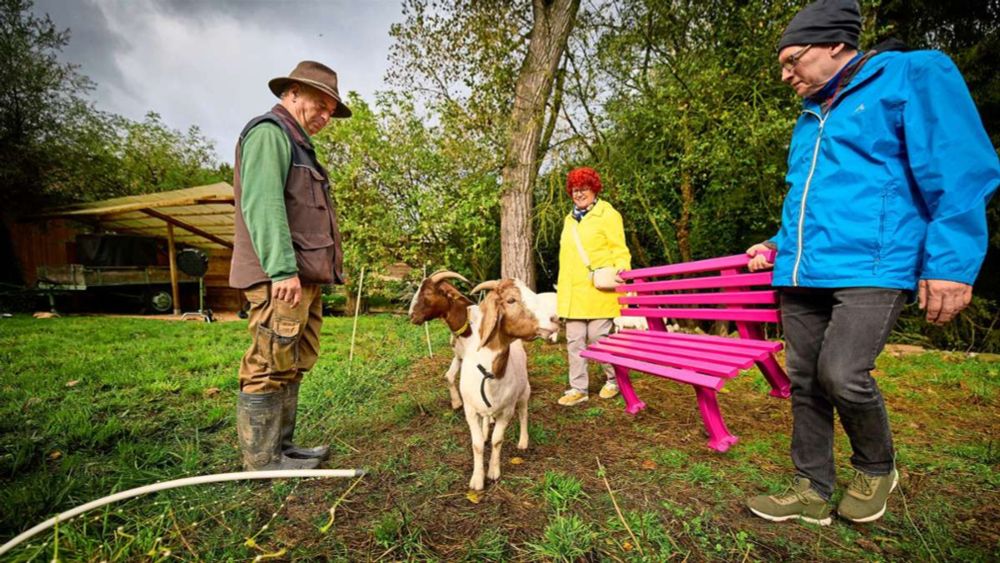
[280,382,330,460]
[237,391,320,470]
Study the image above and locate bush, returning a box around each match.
[892,296,1000,353]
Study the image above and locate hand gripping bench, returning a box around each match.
[580,252,791,452]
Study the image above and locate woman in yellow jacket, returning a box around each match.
[556,167,631,406]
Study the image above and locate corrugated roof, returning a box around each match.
[38,183,235,250]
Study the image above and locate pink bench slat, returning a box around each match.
[599,337,756,370]
[606,333,764,365]
[619,290,777,306]
[621,251,775,280]
[624,307,780,323]
[621,272,773,293]
[589,342,741,377]
[580,349,726,390]
[618,329,784,352]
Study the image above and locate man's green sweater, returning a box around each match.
[239,121,306,282]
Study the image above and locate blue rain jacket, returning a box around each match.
[771,50,999,289]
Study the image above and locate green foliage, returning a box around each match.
[113,112,228,195]
[893,296,1000,353]
[315,92,502,283]
[0,0,95,211]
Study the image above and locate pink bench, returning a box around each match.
[580,252,791,452]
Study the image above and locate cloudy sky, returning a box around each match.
[32,0,403,164]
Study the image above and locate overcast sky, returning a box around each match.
[32,0,402,165]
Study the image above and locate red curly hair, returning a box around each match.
[565,167,602,196]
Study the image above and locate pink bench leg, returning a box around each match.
[614,365,646,414]
[694,387,738,452]
[735,322,791,398]
[758,355,791,398]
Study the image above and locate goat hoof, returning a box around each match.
[487,468,500,481]
[469,475,484,491]
[517,441,528,450]
[451,400,463,410]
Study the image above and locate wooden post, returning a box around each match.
[166,223,180,315]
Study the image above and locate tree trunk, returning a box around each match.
[500,0,580,289]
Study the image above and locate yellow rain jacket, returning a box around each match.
[556,199,631,319]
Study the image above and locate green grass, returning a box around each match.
[536,470,586,513]
[526,513,596,561]
[1,315,997,561]
[0,314,446,561]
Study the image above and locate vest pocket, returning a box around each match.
[308,167,329,209]
[291,231,336,284]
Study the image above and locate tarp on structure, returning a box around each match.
[37,183,235,250]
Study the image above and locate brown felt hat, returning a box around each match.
[268,60,352,118]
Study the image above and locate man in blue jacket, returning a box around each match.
[745,0,998,525]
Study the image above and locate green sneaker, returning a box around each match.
[747,477,832,526]
[837,468,898,523]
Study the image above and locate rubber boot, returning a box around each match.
[280,382,330,460]
[237,391,320,470]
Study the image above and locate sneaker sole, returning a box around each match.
[558,397,589,406]
[842,472,899,523]
[749,507,832,526]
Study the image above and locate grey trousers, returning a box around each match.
[565,318,615,392]
[781,287,907,499]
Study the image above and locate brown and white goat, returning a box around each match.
[460,279,559,490]
[408,270,475,409]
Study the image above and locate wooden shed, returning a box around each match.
[13,183,243,312]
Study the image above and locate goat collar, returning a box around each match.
[476,364,495,408]
[450,319,471,337]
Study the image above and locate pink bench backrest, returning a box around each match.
[617,251,778,324]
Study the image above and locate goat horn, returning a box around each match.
[428,270,470,285]
[471,280,499,294]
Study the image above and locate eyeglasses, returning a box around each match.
[570,187,592,195]
[781,44,813,72]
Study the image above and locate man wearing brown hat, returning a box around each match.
[745,0,998,524]
[230,61,351,470]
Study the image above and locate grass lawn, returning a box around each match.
[0,314,997,561]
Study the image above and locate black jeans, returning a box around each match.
[780,287,907,500]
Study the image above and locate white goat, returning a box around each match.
[613,315,649,332]
[537,292,560,343]
[460,279,559,490]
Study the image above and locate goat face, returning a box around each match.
[408,272,471,325]
[478,279,560,346]
[408,278,449,325]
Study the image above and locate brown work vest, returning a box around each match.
[229,105,344,289]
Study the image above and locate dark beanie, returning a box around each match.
[778,0,862,52]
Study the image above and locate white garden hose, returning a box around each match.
[0,469,366,557]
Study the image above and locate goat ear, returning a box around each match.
[441,283,462,300]
[478,292,503,349]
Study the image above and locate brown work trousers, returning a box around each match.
[239,282,323,393]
